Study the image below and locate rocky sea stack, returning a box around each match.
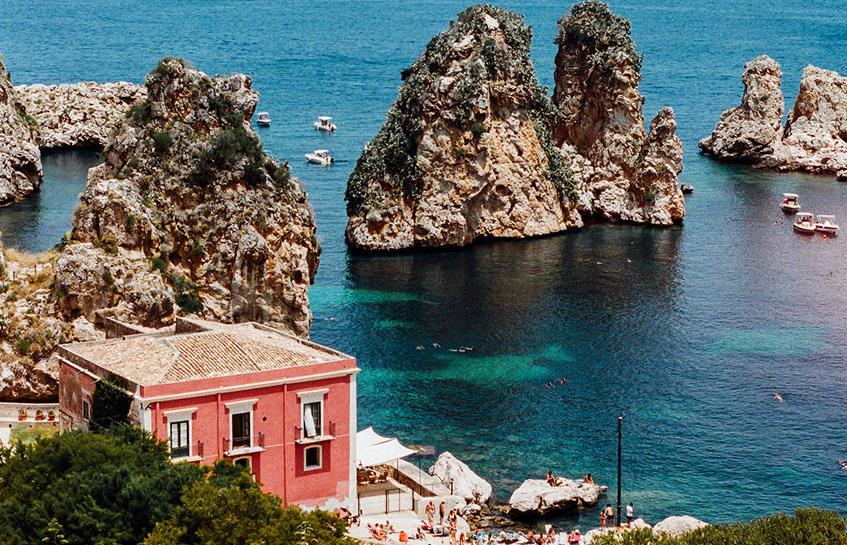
[553,0,685,225]
[0,55,42,206]
[0,58,320,400]
[345,1,685,251]
[58,57,320,335]
[700,55,847,176]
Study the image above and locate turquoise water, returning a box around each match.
[2,0,847,525]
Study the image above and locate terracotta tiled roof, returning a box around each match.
[62,322,346,386]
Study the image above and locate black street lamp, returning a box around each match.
[617,414,623,527]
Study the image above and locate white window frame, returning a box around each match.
[304,444,322,471]
[297,389,328,440]
[225,399,257,452]
[164,408,196,459]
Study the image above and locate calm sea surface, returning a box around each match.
[2,0,846,526]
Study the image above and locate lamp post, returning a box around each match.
[617,414,623,527]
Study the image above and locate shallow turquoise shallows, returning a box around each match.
[2,0,847,527]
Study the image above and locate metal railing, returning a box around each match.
[223,432,264,452]
[295,421,336,440]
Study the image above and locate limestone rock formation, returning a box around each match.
[698,56,785,162]
[701,58,847,176]
[428,452,493,503]
[15,82,146,149]
[0,56,42,205]
[583,519,651,544]
[553,0,685,225]
[508,478,606,519]
[653,515,708,537]
[345,5,581,250]
[58,58,320,335]
[345,2,684,251]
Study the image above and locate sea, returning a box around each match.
[1,0,846,527]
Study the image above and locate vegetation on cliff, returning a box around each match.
[556,0,643,74]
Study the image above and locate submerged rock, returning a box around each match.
[701,57,847,176]
[553,0,685,225]
[429,452,493,503]
[346,5,580,250]
[60,57,320,335]
[0,55,42,206]
[653,515,708,537]
[508,478,605,519]
[15,81,146,149]
[345,1,684,251]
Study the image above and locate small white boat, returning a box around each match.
[313,116,337,132]
[815,214,839,236]
[793,212,816,235]
[256,112,271,127]
[305,149,333,166]
[780,193,800,214]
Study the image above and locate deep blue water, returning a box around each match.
[2,0,847,527]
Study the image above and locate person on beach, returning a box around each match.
[440,500,447,525]
[425,501,435,525]
[599,507,607,528]
[626,502,634,526]
[604,504,615,527]
[546,471,562,487]
[583,473,595,484]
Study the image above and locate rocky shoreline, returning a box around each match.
[15,81,145,149]
[700,55,847,177]
[344,1,685,251]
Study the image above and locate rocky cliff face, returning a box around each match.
[345,1,684,251]
[700,57,847,176]
[57,58,320,335]
[0,56,42,206]
[15,82,146,149]
[346,5,580,250]
[553,0,685,225]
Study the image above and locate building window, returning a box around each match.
[169,420,190,458]
[231,410,251,449]
[82,399,90,420]
[304,445,322,470]
[233,456,252,471]
[303,401,322,438]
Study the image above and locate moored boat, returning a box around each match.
[256,112,271,127]
[305,149,333,165]
[780,193,800,213]
[815,214,839,235]
[313,116,337,132]
[793,212,816,235]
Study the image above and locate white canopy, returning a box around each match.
[356,427,416,467]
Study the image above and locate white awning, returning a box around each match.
[356,427,416,467]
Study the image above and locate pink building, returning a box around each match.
[57,317,359,509]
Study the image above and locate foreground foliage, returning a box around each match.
[0,425,353,545]
[590,509,847,545]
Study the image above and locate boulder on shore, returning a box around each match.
[0,55,42,205]
[583,518,651,544]
[508,478,606,519]
[653,515,708,537]
[428,452,493,504]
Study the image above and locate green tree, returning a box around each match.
[91,373,132,428]
[41,518,68,545]
[143,461,356,545]
[0,425,203,545]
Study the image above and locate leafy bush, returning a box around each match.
[129,100,152,126]
[644,190,656,202]
[588,510,847,545]
[151,130,173,155]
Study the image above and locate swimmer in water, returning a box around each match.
[774,392,783,402]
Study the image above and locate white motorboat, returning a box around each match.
[256,112,271,127]
[815,214,839,236]
[780,193,800,213]
[305,149,333,166]
[793,212,816,235]
[313,116,337,132]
